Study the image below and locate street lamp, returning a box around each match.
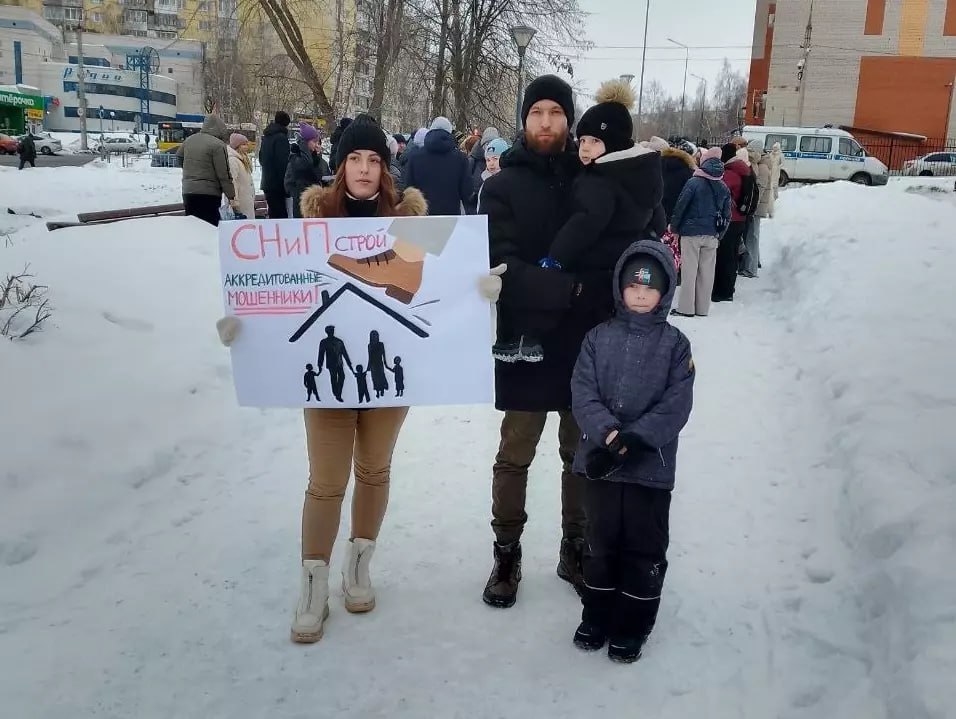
[691,73,707,141]
[620,73,635,84]
[510,25,537,132]
[668,37,689,137]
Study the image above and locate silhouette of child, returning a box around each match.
[353,365,371,404]
[304,363,321,402]
[389,356,405,397]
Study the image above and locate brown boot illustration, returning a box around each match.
[328,240,425,304]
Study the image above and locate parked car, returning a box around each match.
[96,136,147,154]
[742,125,889,186]
[0,133,19,154]
[17,132,62,156]
[902,152,956,177]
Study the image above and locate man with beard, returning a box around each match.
[479,75,616,608]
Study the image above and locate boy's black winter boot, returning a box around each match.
[607,634,649,664]
[607,587,661,663]
[482,541,522,608]
[574,582,614,651]
[573,621,608,651]
[557,537,586,595]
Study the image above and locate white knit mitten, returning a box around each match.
[216,316,241,347]
[479,264,507,302]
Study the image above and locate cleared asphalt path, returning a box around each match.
[0,153,97,168]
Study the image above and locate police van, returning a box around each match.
[742,125,889,187]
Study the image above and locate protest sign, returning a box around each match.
[218,215,494,408]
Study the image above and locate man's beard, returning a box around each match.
[526,130,567,155]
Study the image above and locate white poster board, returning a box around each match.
[218,214,494,408]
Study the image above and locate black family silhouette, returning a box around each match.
[389,356,405,397]
[367,330,390,399]
[353,365,371,404]
[304,363,321,402]
[301,328,410,404]
[316,325,354,402]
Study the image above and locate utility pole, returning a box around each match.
[691,73,706,141]
[637,0,651,137]
[668,38,689,138]
[75,22,89,151]
[796,0,814,126]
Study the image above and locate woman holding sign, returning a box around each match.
[216,115,505,643]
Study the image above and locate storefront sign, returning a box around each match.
[0,90,42,110]
[25,108,44,120]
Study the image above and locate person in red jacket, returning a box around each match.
[713,144,751,302]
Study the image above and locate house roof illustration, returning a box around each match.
[288,281,430,343]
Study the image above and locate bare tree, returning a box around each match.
[256,0,338,127]
[712,59,748,134]
[363,0,408,121]
[402,0,584,134]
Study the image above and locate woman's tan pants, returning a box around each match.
[301,407,409,561]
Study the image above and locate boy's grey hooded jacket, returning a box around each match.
[570,240,695,490]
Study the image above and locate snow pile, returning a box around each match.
[765,181,956,718]
[1,177,953,717]
[0,217,231,561]
[1,161,182,232]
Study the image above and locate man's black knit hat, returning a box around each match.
[521,74,575,126]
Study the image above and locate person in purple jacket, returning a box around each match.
[569,239,695,664]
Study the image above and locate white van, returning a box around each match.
[742,125,889,187]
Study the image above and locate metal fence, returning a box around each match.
[849,136,956,175]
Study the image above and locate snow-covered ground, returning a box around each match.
[1,157,261,236]
[1,170,953,718]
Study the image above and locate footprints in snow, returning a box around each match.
[0,536,39,566]
[101,311,154,332]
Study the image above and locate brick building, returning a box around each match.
[746,0,956,140]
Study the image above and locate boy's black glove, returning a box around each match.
[584,447,625,480]
[618,431,654,454]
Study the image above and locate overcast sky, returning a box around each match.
[553,0,758,106]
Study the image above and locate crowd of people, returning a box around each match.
[206,72,784,664]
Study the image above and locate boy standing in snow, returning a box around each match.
[492,78,664,363]
[570,240,695,663]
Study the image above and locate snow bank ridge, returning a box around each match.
[768,182,956,719]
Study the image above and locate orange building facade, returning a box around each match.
[746,0,956,140]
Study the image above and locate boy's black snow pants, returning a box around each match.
[582,479,671,640]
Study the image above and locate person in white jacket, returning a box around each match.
[226,133,256,219]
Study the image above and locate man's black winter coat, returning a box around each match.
[259,122,290,195]
[660,146,696,223]
[483,134,620,412]
[401,129,471,216]
[284,139,330,219]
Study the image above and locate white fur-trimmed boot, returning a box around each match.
[342,538,376,613]
[291,559,330,643]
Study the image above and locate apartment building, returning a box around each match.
[746,0,956,139]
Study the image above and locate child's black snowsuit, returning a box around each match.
[503,144,665,343]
